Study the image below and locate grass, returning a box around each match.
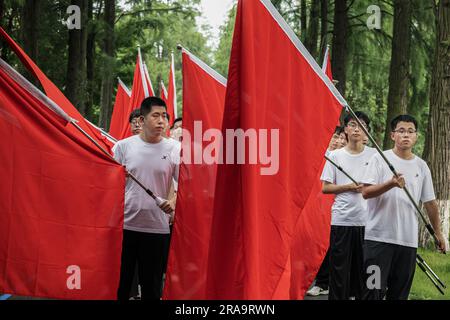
[409,248,450,300]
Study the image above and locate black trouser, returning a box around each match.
[117,230,170,301]
[315,249,330,290]
[362,240,417,300]
[328,225,365,300]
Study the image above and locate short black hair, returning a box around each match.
[334,126,345,135]
[170,117,183,130]
[390,114,418,131]
[129,109,141,123]
[140,97,167,117]
[344,111,370,127]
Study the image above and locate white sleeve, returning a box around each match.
[360,154,381,185]
[170,141,181,183]
[321,154,336,184]
[112,142,124,165]
[421,164,436,203]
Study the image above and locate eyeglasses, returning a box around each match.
[347,122,368,130]
[393,129,417,135]
[130,120,140,127]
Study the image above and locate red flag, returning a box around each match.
[116,48,150,140]
[205,0,345,299]
[160,80,168,108]
[0,56,124,300]
[143,62,155,97]
[0,27,113,154]
[166,53,177,128]
[109,78,131,139]
[322,46,333,81]
[163,48,226,299]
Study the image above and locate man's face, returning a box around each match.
[338,133,347,148]
[390,121,417,150]
[344,119,367,143]
[173,121,182,130]
[130,117,142,135]
[139,106,167,138]
[328,133,341,151]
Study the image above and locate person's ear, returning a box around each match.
[390,131,395,141]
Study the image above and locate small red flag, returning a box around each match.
[109,78,131,140]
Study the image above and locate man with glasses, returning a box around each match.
[361,114,446,300]
[320,111,376,299]
[129,109,143,136]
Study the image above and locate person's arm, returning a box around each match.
[322,181,363,194]
[362,174,405,199]
[424,200,447,253]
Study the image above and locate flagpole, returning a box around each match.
[342,107,444,252]
[324,155,446,295]
[70,121,170,211]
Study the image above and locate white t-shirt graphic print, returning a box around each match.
[113,135,181,234]
[321,146,376,226]
[361,150,435,248]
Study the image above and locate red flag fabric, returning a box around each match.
[166,53,177,127]
[0,57,125,300]
[109,78,131,139]
[0,27,113,154]
[322,46,333,81]
[143,62,155,97]
[205,0,345,299]
[160,80,168,104]
[163,48,226,299]
[116,48,150,140]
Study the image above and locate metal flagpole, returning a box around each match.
[324,155,446,295]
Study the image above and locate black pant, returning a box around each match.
[117,230,170,301]
[362,240,417,300]
[315,249,330,290]
[328,225,365,300]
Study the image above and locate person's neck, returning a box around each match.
[345,140,364,154]
[140,131,162,144]
[392,146,414,160]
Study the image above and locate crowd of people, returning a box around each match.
[112,97,446,301]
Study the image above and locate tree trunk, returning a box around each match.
[331,0,349,96]
[99,0,116,130]
[20,0,41,84]
[420,0,450,249]
[300,0,307,42]
[382,0,412,149]
[319,0,329,62]
[86,0,95,121]
[66,0,88,115]
[304,0,320,60]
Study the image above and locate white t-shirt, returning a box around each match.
[113,135,181,234]
[361,150,435,248]
[321,146,376,226]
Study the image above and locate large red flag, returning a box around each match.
[0,57,125,300]
[116,48,150,140]
[288,44,337,299]
[166,52,178,127]
[205,0,345,299]
[109,78,131,139]
[0,27,113,154]
[163,48,226,299]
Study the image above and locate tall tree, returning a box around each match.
[319,0,328,61]
[331,0,349,96]
[20,0,40,62]
[300,0,307,42]
[420,0,450,248]
[383,0,412,149]
[99,0,116,129]
[304,0,320,59]
[66,0,89,115]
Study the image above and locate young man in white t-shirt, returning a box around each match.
[307,126,347,297]
[113,97,181,300]
[320,112,376,300]
[361,114,446,300]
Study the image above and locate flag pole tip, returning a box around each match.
[176,44,183,51]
